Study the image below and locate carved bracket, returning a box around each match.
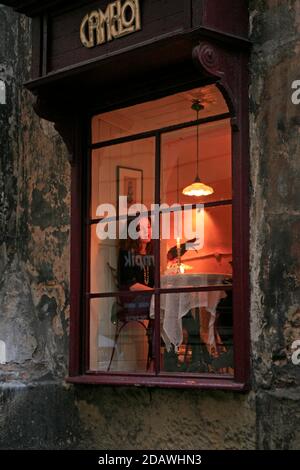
[192,41,241,124]
[192,42,223,79]
[54,119,80,166]
[33,96,79,165]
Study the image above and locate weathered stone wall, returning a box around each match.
[0,6,70,383]
[0,1,299,450]
[249,0,300,449]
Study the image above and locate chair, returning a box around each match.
[106,263,154,371]
[181,308,211,372]
[210,287,234,371]
[215,288,233,348]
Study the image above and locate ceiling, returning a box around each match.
[93,84,229,143]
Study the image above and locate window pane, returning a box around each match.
[157,290,233,375]
[160,119,232,281]
[161,120,232,207]
[90,138,155,293]
[90,224,155,294]
[90,225,119,294]
[161,205,232,281]
[91,84,228,144]
[91,138,155,219]
[89,296,154,373]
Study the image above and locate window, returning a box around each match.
[69,84,249,389]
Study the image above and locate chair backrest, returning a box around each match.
[107,262,150,322]
[107,262,118,287]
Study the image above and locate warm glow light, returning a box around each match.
[176,237,181,249]
[182,180,214,197]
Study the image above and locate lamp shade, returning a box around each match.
[182,176,214,197]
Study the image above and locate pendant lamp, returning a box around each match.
[182,100,214,197]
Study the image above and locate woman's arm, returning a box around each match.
[130,283,153,291]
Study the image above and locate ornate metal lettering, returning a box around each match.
[80,0,141,48]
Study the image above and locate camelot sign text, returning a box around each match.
[80,0,141,49]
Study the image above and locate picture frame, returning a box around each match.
[117,166,143,211]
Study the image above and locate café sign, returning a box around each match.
[80,0,141,49]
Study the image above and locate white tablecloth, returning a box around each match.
[150,274,228,351]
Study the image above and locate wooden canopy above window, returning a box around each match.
[2,1,249,90]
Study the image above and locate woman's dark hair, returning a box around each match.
[119,215,153,254]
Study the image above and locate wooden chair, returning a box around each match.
[107,263,154,371]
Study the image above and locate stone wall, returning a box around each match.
[0,6,70,383]
[249,0,300,449]
[0,1,299,450]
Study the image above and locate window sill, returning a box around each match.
[66,374,248,391]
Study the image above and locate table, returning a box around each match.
[150,273,229,352]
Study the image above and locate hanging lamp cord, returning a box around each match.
[196,107,199,178]
[191,99,202,181]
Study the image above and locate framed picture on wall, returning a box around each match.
[117,166,143,210]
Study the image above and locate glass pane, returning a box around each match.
[157,290,233,375]
[161,205,233,281]
[89,296,154,373]
[160,117,232,282]
[90,223,155,294]
[91,138,155,218]
[161,119,232,207]
[92,84,228,144]
[90,137,155,293]
[90,224,119,294]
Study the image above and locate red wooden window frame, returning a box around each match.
[67,41,250,391]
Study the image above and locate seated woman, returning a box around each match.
[114,216,155,369]
[117,216,154,318]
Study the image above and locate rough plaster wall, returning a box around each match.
[0,6,82,449]
[249,0,300,449]
[0,0,299,450]
[74,388,255,450]
[0,6,70,382]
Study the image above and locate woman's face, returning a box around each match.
[139,217,152,243]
